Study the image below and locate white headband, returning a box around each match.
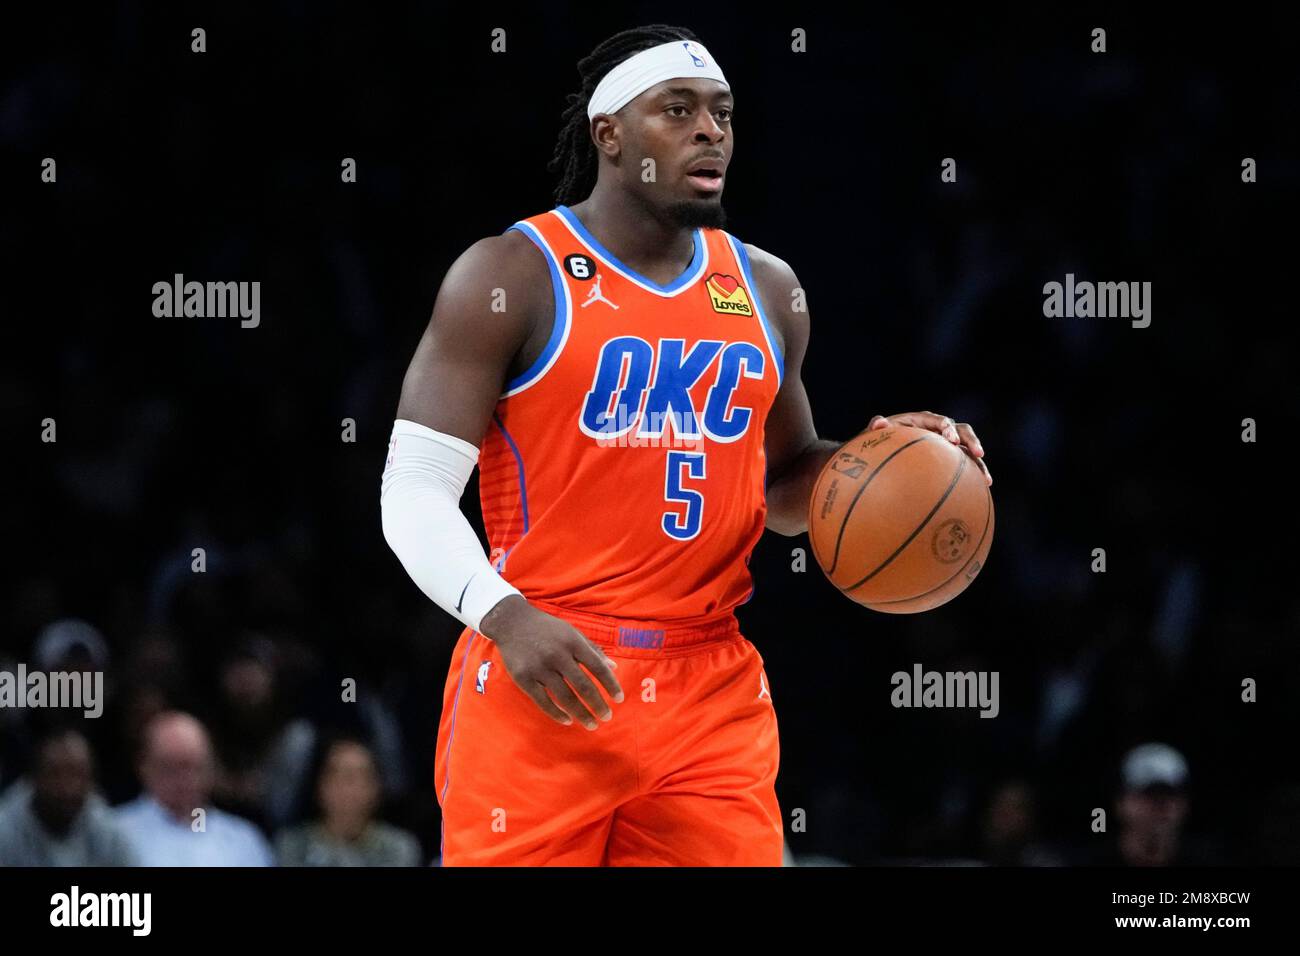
[587,39,729,120]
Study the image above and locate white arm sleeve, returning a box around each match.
[380,419,522,632]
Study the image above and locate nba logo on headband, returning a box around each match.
[586,39,730,120]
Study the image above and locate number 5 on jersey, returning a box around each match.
[663,451,706,540]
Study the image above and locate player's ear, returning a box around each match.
[589,116,622,157]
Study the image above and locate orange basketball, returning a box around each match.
[808,425,993,613]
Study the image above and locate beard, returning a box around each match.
[665,198,727,230]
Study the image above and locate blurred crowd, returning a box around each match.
[1,621,427,866]
[0,612,1287,867]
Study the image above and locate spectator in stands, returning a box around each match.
[208,636,315,833]
[1089,742,1217,866]
[977,778,1062,866]
[115,711,273,866]
[0,728,135,866]
[1112,743,1191,866]
[275,734,420,866]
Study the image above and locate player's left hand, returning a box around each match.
[868,411,992,486]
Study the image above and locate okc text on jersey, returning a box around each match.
[580,335,767,451]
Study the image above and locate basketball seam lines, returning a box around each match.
[873,485,992,605]
[846,452,968,592]
[826,437,931,575]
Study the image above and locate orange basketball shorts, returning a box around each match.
[434,600,783,866]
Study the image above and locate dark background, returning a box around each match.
[1,4,1296,864]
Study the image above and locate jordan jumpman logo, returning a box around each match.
[581,272,619,310]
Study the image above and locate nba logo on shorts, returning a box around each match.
[475,660,492,694]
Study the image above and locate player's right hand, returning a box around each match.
[479,596,624,729]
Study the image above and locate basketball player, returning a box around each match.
[381,25,991,866]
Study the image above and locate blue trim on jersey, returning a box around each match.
[439,629,480,860]
[504,222,567,393]
[555,205,704,294]
[491,412,529,573]
[747,445,770,608]
[727,235,785,387]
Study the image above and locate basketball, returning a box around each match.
[808,425,994,613]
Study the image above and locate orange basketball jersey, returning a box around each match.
[475,205,785,621]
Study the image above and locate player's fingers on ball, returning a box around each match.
[561,664,612,722]
[547,674,598,729]
[528,682,573,725]
[956,422,983,455]
[904,411,957,441]
[909,411,961,442]
[972,454,993,485]
[868,415,889,429]
[934,414,960,442]
[575,642,624,702]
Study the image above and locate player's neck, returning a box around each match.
[566,191,696,286]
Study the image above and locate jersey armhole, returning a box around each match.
[725,234,786,388]
[501,222,573,398]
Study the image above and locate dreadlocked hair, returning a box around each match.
[548,25,701,207]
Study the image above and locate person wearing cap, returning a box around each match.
[33,618,111,675]
[1091,742,1206,866]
